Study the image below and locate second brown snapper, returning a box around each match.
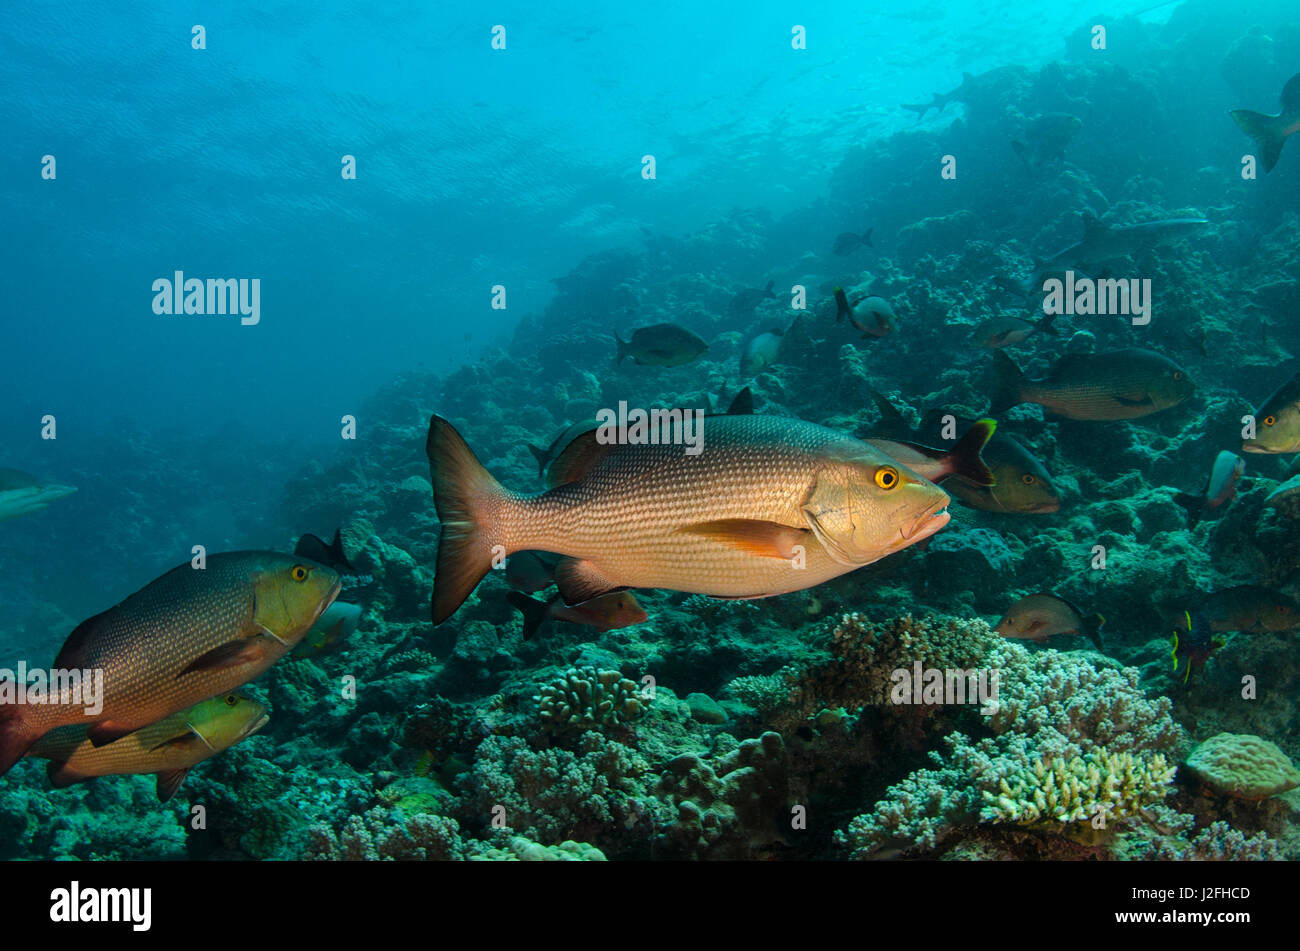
[28,693,269,802]
[426,413,951,625]
[0,551,339,775]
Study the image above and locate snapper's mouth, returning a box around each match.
[900,498,951,545]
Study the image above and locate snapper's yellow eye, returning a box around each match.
[1173,371,1184,381]
[1021,474,1036,485]
[875,466,900,490]
[225,695,238,706]
[1264,415,1276,427]
[291,565,309,582]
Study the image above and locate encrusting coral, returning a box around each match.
[1183,733,1300,801]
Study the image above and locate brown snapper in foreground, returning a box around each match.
[426,413,950,624]
[0,551,339,775]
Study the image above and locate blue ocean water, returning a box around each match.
[2,0,1300,866]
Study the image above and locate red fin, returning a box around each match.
[426,414,510,626]
[156,768,190,803]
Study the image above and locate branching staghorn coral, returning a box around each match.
[982,749,1176,828]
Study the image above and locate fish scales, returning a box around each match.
[428,413,949,622]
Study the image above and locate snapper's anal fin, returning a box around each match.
[156,768,191,803]
[553,558,624,606]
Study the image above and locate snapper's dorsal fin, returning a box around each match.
[53,609,112,670]
[546,430,618,488]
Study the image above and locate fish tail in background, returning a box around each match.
[526,443,549,475]
[1037,310,1060,337]
[870,389,904,424]
[0,705,34,776]
[990,350,1027,415]
[1087,613,1106,652]
[506,590,550,641]
[948,419,999,486]
[1173,491,1205,527]
[1230,110,1285,173]
[834,287,851,323]
[614,331,629,364]
[426,415,513,626]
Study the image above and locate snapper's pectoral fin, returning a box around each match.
[1114,393,1154,407]
[156,768,191,803]
[681,519,810,560]
[554,558,624,605]
[179,638,268,677]
[87,721,139,748]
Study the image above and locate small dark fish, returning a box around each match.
[294,601,362,656]
[1242,370,1300,454]
[739,328,785,378]
[294,530,355,574]
[1168,611,1224,684]
[1174,451,1245,526]
[834,288,894,339]
[995,592,1104,649]
[506,589,648,641]
[505,550,562,593]
[615,323,709,367]
[833,229,873,255]
[730,280,777,314]
[1011,113,1082,172]
[971,312,1058,350]
[991,349,1194,421]
[900,405,1061,514]
[527,420,598,478]
[1230,72,1300,173]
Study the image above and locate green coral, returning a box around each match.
[535,666,646,730]
[982,749,1175,828]
[1184,733,1300,800]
